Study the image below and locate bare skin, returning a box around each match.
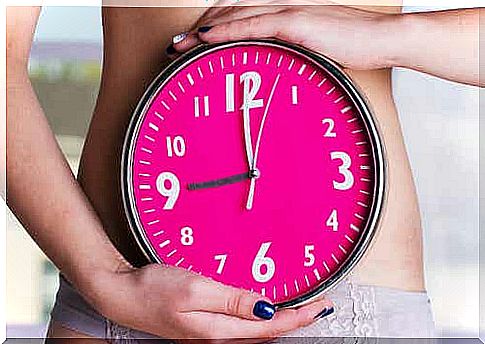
[6,1,480,342]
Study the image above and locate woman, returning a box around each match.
[6,0,480,341]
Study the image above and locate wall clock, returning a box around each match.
[122,40,386,308]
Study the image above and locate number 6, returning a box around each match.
[252,242,275,283]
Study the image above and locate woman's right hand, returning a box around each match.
[89,264,334,340]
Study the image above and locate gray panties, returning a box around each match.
[50,274,437,342]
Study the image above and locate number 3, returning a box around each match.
[331,152,354,191]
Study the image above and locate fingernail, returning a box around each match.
[253,300,276,320]
[314,307,335,320]
[172,32,188,44]
[166,44,176,55]
[198,26,213,33]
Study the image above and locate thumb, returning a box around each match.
[187,278,277,321]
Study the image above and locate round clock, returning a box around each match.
[121,40,386,308]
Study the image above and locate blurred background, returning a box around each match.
[6,4,480,339]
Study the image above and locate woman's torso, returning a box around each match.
[78,2,425,292]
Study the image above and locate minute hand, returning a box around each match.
[246,74,281,210]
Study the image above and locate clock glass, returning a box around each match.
[122,40,385,307]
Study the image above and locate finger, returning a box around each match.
[171,32,201,54]
[197,5,289,30]
[182,297,334,339]
[197,13,292,43]
[182,277,276,321]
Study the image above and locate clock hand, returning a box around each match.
[187,171,256,191]
[246,73,281,210]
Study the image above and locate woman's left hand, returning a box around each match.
[169,0,399,70]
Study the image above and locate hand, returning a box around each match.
[88,264,334,340]
[170,0,397,70]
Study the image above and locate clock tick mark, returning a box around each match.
[341,106,352,114]
[144,135,155,142]
[169,91,177,101]
[339,245,347,254]
[351,224,361,232]
[187,73,195,86]
[266,53,272,65]
[273,286,277,300]
[313,269,321,281]
[277,55,283,67]
[197,66,204,79]
[141,197,153,202]
[283,283,288,297]
[139,160,151,165]
[332,254,340,264]
[243,51,248,65]
[148,123,159,132]
[232,53,236,66]
[334,96,345,103]
[359,153,369,157]
[360,178,371,182]
[220,56,225,69]
[187,265,193,271]
[144,209,155,214]
[345,235,355,244]
[356,141,367,146]
[360,166,371,170]
[308,70,317,80]
[141,147,152,154]
[175,258,184,267]
[347,117,357,123]
[288,58,295,71]
[357,201,369,208]
[178,81,186,94]
[255,51,259,64]
[139,184,150,190]
[161,101,170,111]
[208,60,214,73]
[318,78,327,87]
[261,288,266,296]
[167,249,177,258]
[352,129,364,134]
[304,275,310,287]
[326,86,336,95]
[298,63,306,75]
[294,280,300,293]
[354,213,365,220]
[153,230,164,237]
[148,219,160,226]
[155,111,165,121]
[159,239,171,248]
[139,173,151,177]
[323,261,330,273]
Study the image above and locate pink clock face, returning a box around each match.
[123,41,385,306]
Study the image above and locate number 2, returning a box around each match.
[322,118,336,137]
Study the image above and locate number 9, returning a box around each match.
[156,172,180,210]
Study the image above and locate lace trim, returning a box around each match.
[349,281,378,337]
[105,318,138,344]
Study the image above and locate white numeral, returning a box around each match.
[214,254,227,274]
[326,210,339,231]
[331,152,354,191]
[194,96,210,117]
[304,245,315,267]
[322,119,337,137]
[180,226,194,246]
[252,242,275,283]
[156,172,180,210]
[166,136,186,157]
[226,74,235,112]
[240,71,264,114]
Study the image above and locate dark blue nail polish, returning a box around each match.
[198,26,213,33]
[253,300,276,320]
[314,307,335,320]
[166,44,176,55]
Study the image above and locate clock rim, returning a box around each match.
[120,39,387,309]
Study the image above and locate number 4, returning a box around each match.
[326,210,339,232]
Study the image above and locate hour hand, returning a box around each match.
[187,172,253,191]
